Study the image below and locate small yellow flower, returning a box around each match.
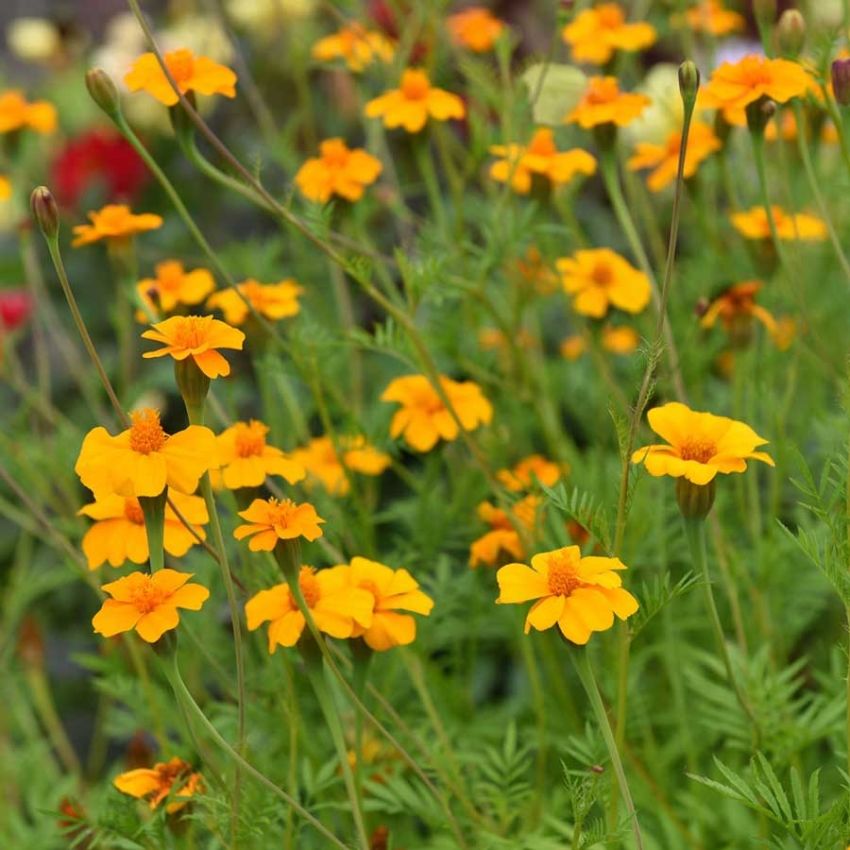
[470,496,539,568]
[682,0,745,36]
[562,3,656,66]
[565,76,651,129]
[497,455,563,492]
[602,324,640,354]
[700,281,777,338]
[0,176,10,201]
[446,7,506,53]
[215,420,305,489]
[114,757,202,813]
[295,138,382,203]
[233,498,324,551]
[628,122,722,192]
[730,206,828,241]
[560,335,587,360]
[72,204,163,247]
[557,248,651,318]
[206,279,302,325]
[0,89,56,134]
[291,435,391,496]
[311,23,394,72]
[365,69,465,133]
[141,315,245,379]
[137,261,216,317]
[125,48,237,106]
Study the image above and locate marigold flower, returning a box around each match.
[137,261,216,316]
[72,204,163,247]
[496,546,638,644]
[365,69,465,133]
[75,409,216,499]
[497,455,563,492]
[92,569,209,642]
[141,315,245,379]
[114,757,202,813]
[216,420,305,489]
[489,128,597,194]
[565,76,651,129]
[0,89,56,134]
[311,23,394,72]
[446,7,506,52]
[470,496,539,568]
[245,565,373,651]
[628,122,721,192]
[602,324,640,354]
[730,206,828,241]
[206,279,303,325]
[291,435,390,496]
[234,498,324,551]
[560,334,587,360]
[79,490,208,569]
[557,248,651,318]
[295,138,382,203]
[562,3,656,65]
[124,48,237,106]
[479,327,536,352]
[683,0,745,35]
[381,374,493,452]
[700,280,777,337]
[632,402,774,485]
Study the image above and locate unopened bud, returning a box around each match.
[832,58,850,106]
[776,9,805,58]
[85,67,121,118]
[678,61,700,113]
[30,186,59,239]
[746,97,776,137]
[676,478,716,520]
[174,358,210,416]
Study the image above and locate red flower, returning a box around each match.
[0,289,33,331]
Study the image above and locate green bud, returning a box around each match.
[678,61,700,113]
[85,67,121,118]
[174,358,210,419]
[30,186,59,239]
[676,477,716,520]
[776,9,805,58]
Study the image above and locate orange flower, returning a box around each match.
[206,279,302,325]
[233,498,324,551]
[628,122,721,192]
[381,374,493,452]
[137,261,216,317]
[479,327,536,351]
[0,89,56,134]
[115,757,202,813]
[141,315,245,379]
[365,69,465,133]
[562,3,656,65]
[447,7,506,52]
[602,324,640,354]
[92,569,209,643]
[683,0,745,36]
[560,335,587,360]
[245,566,373,651]
[565,76,650,129]
[72,204,163,247]
[470,496,539,568]
[497,455,563,492]
[291,435,391,496]
[496,546,639,644]
[79,490,208,569]
[124,48,237,106]
[730,206,828,241]
[215,420,305,489]
[311,23,394,72]
[557,248,651,318]
[295,138,382,203]
[75,409,216,499]
[700,281,777,336]
[489,128,597,194]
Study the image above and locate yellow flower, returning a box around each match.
[470,496,539,569]
[0,176,10,201]
[92,569,210,642]
[682,0,745,35]
[497,455,563,492]
[290,435,391,496]
[245,565,373,651]
[489,128,597,194]
[114,757,202,813]
[560,334,587,360]
[295,138,382,203]
[632,402,775,485]
[557,248,651,318]
[602,324,640,354]
[233,498,324,551]
[730,206,828,241]
[124,48,237,106]
[700,280,777,338]
[311,23,394,72]
[75,409,216,499]
[365,69,465,133]
[381,374,493,452]
[206,279,303,325]
[565,76,651,129]
[215,420,305,489]
[628,122,722,192]
[446,7,506,52]
[141,315,245,379]
[79,490,208,569]
[137,261,216,316]
[496,546,638,644]
[562,3,656,65]
[0,89,56,134]
[72,204,163,247]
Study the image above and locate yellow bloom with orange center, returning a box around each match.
[489,128,597,194]
[114,758,202,813]
[565,76,651,129]
[206,279,303,326]
[381,374,493,452]
[75,409,216,499]
[0,89,56,134]
[446,7,506,52]
[72,204,163,247]
[141,315,245,379]
[496,546,638,644]
[632,402,774,485]
[92,569,209,643]
[562,3,656,65]
[245,565,373,651]
[311,23,394,72]
[497,455,563,492]
[137,261,216,317]
[79,490,208,569]
[470,495,539,568]
[683,0,745,35]
[124,48,237,106]
[295,138,382,203]
[215,420,305,489]
[602,324,640,354]
[557,248,651,318]
[233,498,324,551]
[730,206,828,241]
[365,69,465,133]
[290,435,391,496]
[700,281,777,336]
[628,122,721,192]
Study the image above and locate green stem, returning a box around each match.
[139,491,167,573]
[414,134,447,233]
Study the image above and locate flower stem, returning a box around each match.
[139,491,167,573]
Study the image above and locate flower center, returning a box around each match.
[597,5,624,28]
[171,316,211,349]
[401,71,430,100]
[234,421,268,457]
[321,140,350,168]
[591,262,614,287]
[586,79,618,105]
[547,553,581,597]
[129,409,167,455]
[124,499,145,524]
[157,261,184,293]
[298,567,321,607]
[166,49,195,86]
[128,578,167,614]
[679,439,716,463]
[359,579,380,600]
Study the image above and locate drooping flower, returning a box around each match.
[682,0,745,35]
[700,281,777,343]
[290,435,391,496]
[311,23,394,72]
[72,204,163,247]
[136,261,216,317]
[470,496,539,568]
[381,374,493,452]
[628,122,722,192]
[632,402,774,485]
[496,546,639,644]
[565,76,651,129]
[79,490,208,569]
[0,89,57,134]
[233,498,324,551]
[730,206,827,241]
[497,455,563,492]
[124,48,237,106]
[365,69,465,133]
[446,7,506,52]
[215,420,305,489]
[75,408,216,499]
[92,569,210,642]
[114,757,202,813]
[141,315,245,379]
[562,3,656,65]
[245,565,373,651]
[206,279,302,325]
[557,248,651,318]
[295,138,382,203]
[489,128,597,194]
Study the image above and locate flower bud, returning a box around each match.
[85,68,121,118]
[30,186,59,239]
[678,61,700,114]
[745,97,776,137]
[776,10,805,58]
[832,58,850,106]
[675,477,716,520]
